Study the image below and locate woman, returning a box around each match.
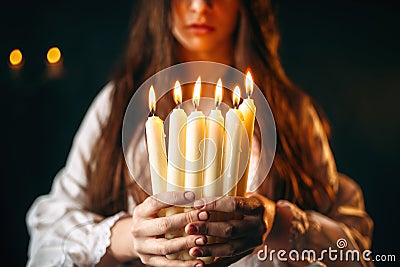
[26,0,373,266]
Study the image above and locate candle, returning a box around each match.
[222,86,245,196]
[167,81,187,193]
[165,81,187,260]
[145,85,167,195]
[203,78,224,197]
[237,70,256,196]
[200,79,224,264]
[184,77,205,200]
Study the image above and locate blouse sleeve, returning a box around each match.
[276,174,373,266]
[26,83,130,267]
[272,104,374,266]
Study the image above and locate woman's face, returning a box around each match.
[172,0,240,55]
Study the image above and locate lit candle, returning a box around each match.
[200,79,225,264]
[167,81,187,193]
[222,86,245,196]
[165,81,187,260]
[184,77,205,200]
[203,78,224,197]
[237,71,256,196]
[181,77,206,261]
[145,85,167,195]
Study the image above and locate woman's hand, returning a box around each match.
[184,193,276,265]
[131,191,208,267]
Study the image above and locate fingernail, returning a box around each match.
[194,199,205,209]
[184,191,195,201]
[192,248,203,257]
[198,211,208,220]
[195,237,205,246]
[187,224,198,234]
[195,263,203,267]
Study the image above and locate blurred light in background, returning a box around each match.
[46,46,64,79]
[9,49,23,66]
[47,47,61,64]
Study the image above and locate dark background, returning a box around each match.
[1,0,399,265]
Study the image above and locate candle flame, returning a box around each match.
[233,85,241,108]
[174,80,182,105]
[215,78,223,108]
[245,70,253,98]
[148,85,156,114]
[193,76,201,109]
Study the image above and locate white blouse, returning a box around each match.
[27,84,130,266]
[26,83,373,267]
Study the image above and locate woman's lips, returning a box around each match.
[187,23,215,35]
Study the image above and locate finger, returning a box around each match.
[194,196,263,215]
[185,216,264,239]
[136,235,207,255]
[189,236,263,258]
[139,254,204,267]
[135,191,195,218]
[134,209,209,236]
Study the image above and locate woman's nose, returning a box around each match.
[189,0,212,14]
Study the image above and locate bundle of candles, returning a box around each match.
[145,71,256,261]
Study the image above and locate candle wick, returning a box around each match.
[177,103,181,109]
[151,109,155,116]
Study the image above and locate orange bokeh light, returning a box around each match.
[47,47,61,64]
[9,49,23,66]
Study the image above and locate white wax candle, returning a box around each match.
[222,108,245,196]
[237,71,256,196]
[165,82,187,260]
[203,109,224,197]
[145,116,167,195]
[167,108,187,191]
[184,110,205,200]
[237,98,256,196]
[184,77,205,200]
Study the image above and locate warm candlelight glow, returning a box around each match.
[215,78,223,108]
[245,70,253,98]
[9,49,23,66]
[174,80,182,105]
[233,85,241,108]
[193,76,201,109]
[148,85,156,114]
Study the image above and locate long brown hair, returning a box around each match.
[86,0,335,217]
